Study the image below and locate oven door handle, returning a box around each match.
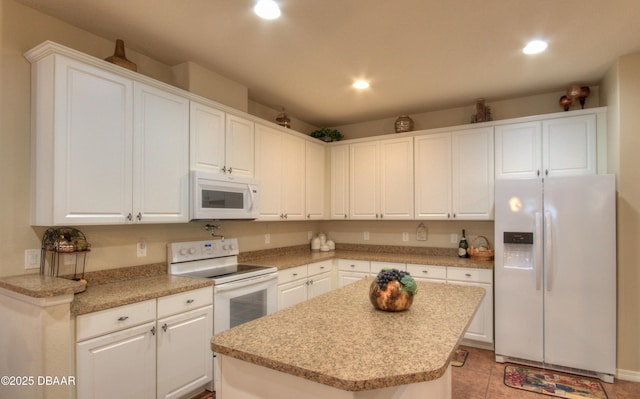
[214,273,277,293]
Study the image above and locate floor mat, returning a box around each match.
[504,365,608,398]
[451,348,468,367]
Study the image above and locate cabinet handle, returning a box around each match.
[422,270,429,274]
[127,213,132,221]
[151,325,156,336]
[344,214,347,219]
[284,213,288,219]
[117,316,129,321]
[447,213,450,219]
[453,213,456,218]
[307,213,311,219]
[186,299,195,304]
[380,214,384,219]
[222,166,227,173]
[136,212,142,221]
[320,266,325,270]
[350,264,356,268]
[228,167,233,174]
[293,273,298,277]
[545,169,549,176]
[537,169,541,177]
[309,279,314,285]
[465,273,472,277]
[162,323,168,332]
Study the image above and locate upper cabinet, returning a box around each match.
[190,101,254,177]
[255,124,306,221]
[348,137,414,220]
[330,144,350,220]
[27,50,189,225]
[305,140,326,220]
[495,113,597,179]
[415,127,494,220]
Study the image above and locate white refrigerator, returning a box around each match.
[494,175,616,382]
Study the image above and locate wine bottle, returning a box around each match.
[458,229,469,258]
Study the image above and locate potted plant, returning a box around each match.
[309,127,343,142]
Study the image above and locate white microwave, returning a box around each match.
[191,171,260,220]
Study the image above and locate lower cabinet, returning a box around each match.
[337,259,370,287]
[445,267,493,346]
[277,260,333,310]
[76,287,213,399]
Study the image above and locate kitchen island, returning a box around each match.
[211,277,485,399]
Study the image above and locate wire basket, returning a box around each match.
[40,227,90,279]
[467,235,494,261]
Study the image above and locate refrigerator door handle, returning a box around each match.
[544,211,553,291]
[535,212,543,291]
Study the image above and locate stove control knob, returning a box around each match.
[188,247,197,255]
[228,243,236,250]
[179,248,188,256]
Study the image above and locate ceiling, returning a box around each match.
[15,0,640,127]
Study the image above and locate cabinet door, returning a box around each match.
[225,114,254,177]
[308,272,332,299]
[190,101,226,173]
[414,133,452,220]
[277,280,308,310]
[447,280,493,344]
[349,141,379,219]
[306,140,326,220]
[543,114,596,177]
[281,134,306,220]
[76,322,156,399]
[451,127,494,220]
[133,82,189,223]
[44,56,134,225]
[494,121,542,179]
[370,261,405,275]
[157,306,213,399]
[255,124,283,220]
[330,145,350,219]
[380,137,414,219]
[337,271,369,287]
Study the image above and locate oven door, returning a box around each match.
[213,272,277,334]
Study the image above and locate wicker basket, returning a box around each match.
[467,235,495,261]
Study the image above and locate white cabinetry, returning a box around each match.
[28,47,189,225]
[349,137,414,220]
[330,144,350,219]
[446,268,493,345]
[406,264,447,283]
[277,260,333,310]
[495,113,597,179]
[76,288,213,399]
[415,127,494,220]
[189,102,255,177]
[255,124,306,221]
[305,140,326,219]
[370,261,406,275]
[337,259,370,287]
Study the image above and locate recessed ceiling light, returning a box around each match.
[254,0,281,20]
[353,80,370,89]
[523,40,548,55]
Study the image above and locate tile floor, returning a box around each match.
[192,346,640,399]
[453,346,640,399]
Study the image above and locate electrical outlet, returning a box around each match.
[24,249,41,269]
[402,232,409,242]
[137,240,147,257]
[265,233,271,244]
[450,233,458,244]
[363,231,370,241]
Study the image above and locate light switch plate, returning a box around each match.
[450,233,458,243]
[402,232,409,242]
[363,231,370,241]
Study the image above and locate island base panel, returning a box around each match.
[217,355,452,399]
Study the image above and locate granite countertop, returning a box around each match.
[240,245,493,271]
[0,263,213,316]
[211,278,485,391]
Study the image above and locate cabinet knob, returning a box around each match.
[222,166,227,173]
[309,279,314,285]
[293,273,298,276]
[453,213,456,218]
[307,213,311,219]
[136,212,142,221]
[162,323,168,332]
[545,169,549,176]
[447,213,451,219]
[465,273,472,277]
[228,167,233,174]
[186,299,195,304]
[422,270,429,274]
[344,214,347,219]
[150,325,156,336]
[117,316,129,321]
[127,213,132,221]
[350,264,356,268]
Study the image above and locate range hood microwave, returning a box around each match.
[190,171,260,220]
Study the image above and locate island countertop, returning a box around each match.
[211,277,484,391]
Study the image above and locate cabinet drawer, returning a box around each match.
[337,259,369,273]
[157,286,213,319]
[278,264,308,285]
[308,260,332,276]
[370,261,405,274]
[447,267,493,284]
[76,299,156,342]
[406,264,447,281]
